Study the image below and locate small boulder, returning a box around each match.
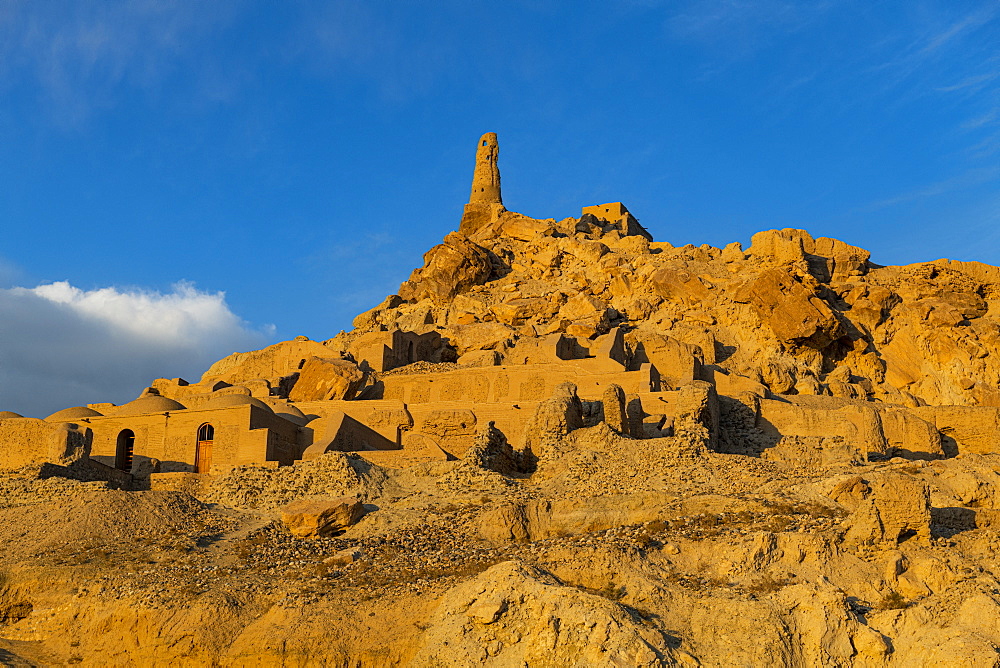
[280,496,366,539]
[841,473,931,545]
[733,268,845,349]
[602,384,628,435]
[762,436,864,467]
[523,383,584,457]
[323,547,364,566]
[457,348,502,366]
[129,456,162,479]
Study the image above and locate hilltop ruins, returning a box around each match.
[3,134,1000,665]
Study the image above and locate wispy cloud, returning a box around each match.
[670,0,830,40]
[300,2,454,104]
[867,6,999,92]
[4,1,459,110]
[962,107,1000,131]
[884,190,1000,265]
[0,1,243,125]
[864,166,1000,211]
[656,0,845,91]
[920,5,998,55]
[299,228,428,315]
[966,130,1000,159]
[936,70,1000,93]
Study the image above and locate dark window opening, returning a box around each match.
[298,358,306,369]
[482,140,487,146]
[198,423,215,441]
[196,423,214,474]
[115,429,135,471]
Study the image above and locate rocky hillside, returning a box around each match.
[331,209,1000,410]
[5,200,1000,665]
[3,415,1000,665]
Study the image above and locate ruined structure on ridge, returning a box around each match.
[8,133,1000,665]
[469,132,502,205]
[5,131,1000,477]
[459,131,506,236]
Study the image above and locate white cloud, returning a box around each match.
[0,281,274,418]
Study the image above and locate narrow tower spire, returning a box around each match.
[459,132,506,235]
[469,132,502,205]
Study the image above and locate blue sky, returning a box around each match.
[1,1,998,415]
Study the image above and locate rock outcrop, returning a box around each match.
[523,382,585,458]
[398,232,497,303]
[841,472,932,545]
[280,496,366,538]
[410,561,695,666]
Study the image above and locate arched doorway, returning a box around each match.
[115,429,135,471]
[195,423,214,474]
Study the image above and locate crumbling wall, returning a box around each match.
[0,418,90,470]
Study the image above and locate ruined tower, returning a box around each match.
[459,132,506,235]
[469,132,502,205]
